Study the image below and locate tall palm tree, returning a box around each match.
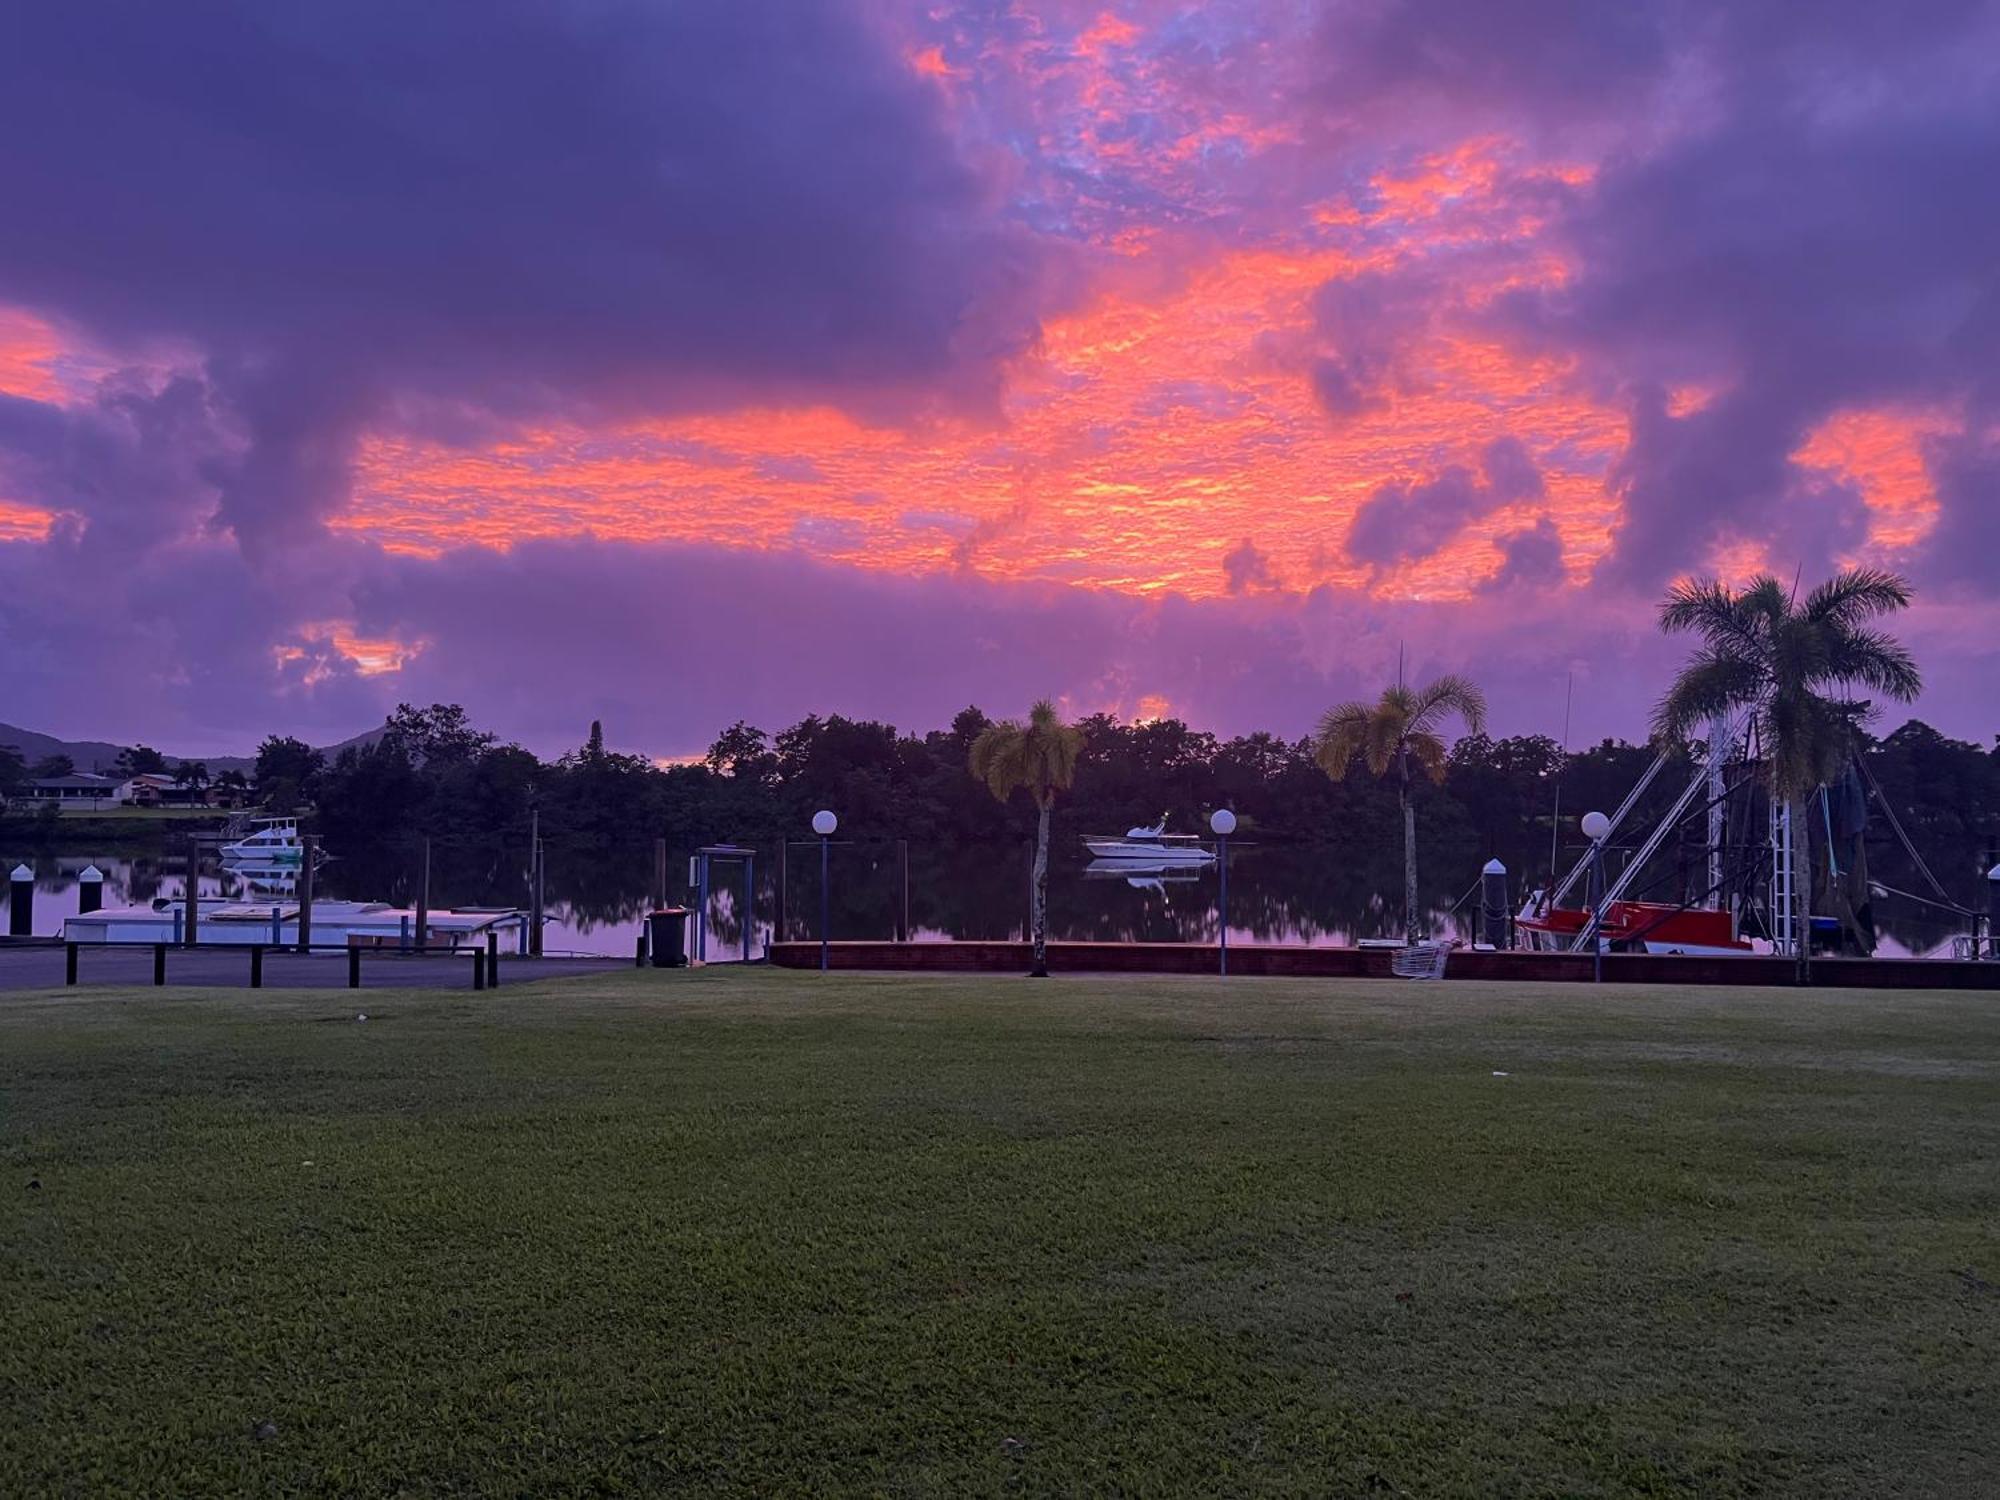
[969,700,1085,978]
[1315,676,1487,942]
[1653,567,1921,983]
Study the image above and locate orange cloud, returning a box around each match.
[1792,405,1952,553]
[341,233,1628,605]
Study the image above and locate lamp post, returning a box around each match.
[812,810,837,971]
[1210,809,1236,976]
[1581,810,1611,982]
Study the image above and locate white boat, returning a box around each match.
[1082,819,1216,864]
[220,817,315,865]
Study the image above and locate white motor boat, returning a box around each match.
[1081,819,1216,864]
[219,817,316,865]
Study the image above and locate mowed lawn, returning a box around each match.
[3,971,1997,1497]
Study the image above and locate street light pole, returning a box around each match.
[1210,808,1237,976]
[812,810,837,972]
[1582,809,1610,983]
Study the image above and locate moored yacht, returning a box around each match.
[1081,818,1216,864]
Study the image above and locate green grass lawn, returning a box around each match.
[4,971,1997,1496]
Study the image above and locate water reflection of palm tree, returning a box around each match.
[969,701,1084,978]
[1314,676,1486,943]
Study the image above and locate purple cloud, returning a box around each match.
[1345,437,1544,568]
[0,2,1072,546]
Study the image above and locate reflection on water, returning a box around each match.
[5,843,1970,960]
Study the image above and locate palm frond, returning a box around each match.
[1405,730,1449,783]
[1363,701,1406,777]
[1407,674,1487,737]
[1651,645,1763,744]
[1802,567,1914,627]
[1822,625,1923,701]
[1312,702,1371,780]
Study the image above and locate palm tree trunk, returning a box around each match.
[1029,800,1051,978]
[1790,791,1814,985]
[1400,756,1420,942]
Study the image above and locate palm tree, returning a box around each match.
[1315,676,1487,942]
[1653,567,1921,983]
[969,700,1085,978]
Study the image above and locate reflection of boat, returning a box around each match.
[1084,858,1206,893]
[1082,818,1215,863]
[225,862,301,896]
[220,817,317,865]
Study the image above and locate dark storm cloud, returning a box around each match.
[0,1,1069,543]
[1479,518,1566,593]
[1221,537,1278,594]
[1345,437,1544,569]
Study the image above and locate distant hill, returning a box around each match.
[0,722,385,778]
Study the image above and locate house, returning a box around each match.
[116,773,178,807]
[26,773,124,807]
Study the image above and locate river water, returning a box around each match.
[3,841,1969,960]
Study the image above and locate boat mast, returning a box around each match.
[1707,714,1728,916]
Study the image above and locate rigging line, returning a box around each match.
[1868,880,1977,919]
[1854,753,1957,904]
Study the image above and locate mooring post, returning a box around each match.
[250,946,263,989]
[348,947,362,989]
[65,942,78,986]
[77,864,104,915]
[297,834,316,953]
[897,839,910,943]
[153,943,166,987]
[486,929,499,988]
[184,836,200,948]
[1987,863,2000,960]
[7,864,31,938]
[1481,859,1509,949]
[529,819,545,958]
[414,837,432,951]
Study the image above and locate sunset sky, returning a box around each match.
[2,1,1996,757]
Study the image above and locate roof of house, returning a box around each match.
[32,773,121,789]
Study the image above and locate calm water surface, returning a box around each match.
[4,841,1967,960]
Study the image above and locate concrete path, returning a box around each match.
[0,945,634,993]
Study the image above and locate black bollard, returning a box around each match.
[250,946,263,989]
[348,947,362,989]
[635,932,648,968]
[1480,859,1510,949]
[7,864,31,938]
[472,950,485,990]
[77,864,104,915]
[153,943,166,986]
[486,930,499,989]
[65,942,78,986]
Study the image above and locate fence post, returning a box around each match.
[250,946,264,988]
[348,947,361,989]
[472,949,485,990]
[153,943,166,987]
[487,929,499,988]
[65,942,78,986]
